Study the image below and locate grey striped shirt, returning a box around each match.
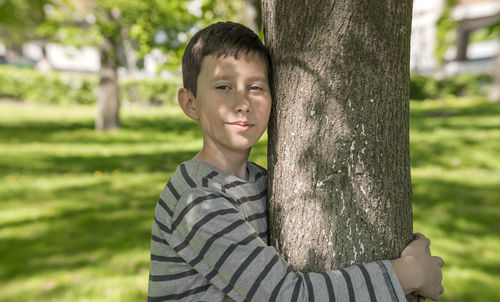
[148,160,406,301]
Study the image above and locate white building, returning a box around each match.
[410,0,445,73]
[410,0,500,75]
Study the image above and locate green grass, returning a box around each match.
[410,97,500,302]
[0,97,498,301]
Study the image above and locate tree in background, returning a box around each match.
[35,0,196,131]
[489,51,500,102]
[263,0,416,300]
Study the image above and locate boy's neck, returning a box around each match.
[193,147,251,181]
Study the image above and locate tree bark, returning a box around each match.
[96,35,120,131]
[264,0,415,299]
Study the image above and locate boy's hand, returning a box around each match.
[391,233,444,301]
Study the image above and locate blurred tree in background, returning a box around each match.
[36,0,196,131]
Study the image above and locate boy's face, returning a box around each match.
[191,53,271,155]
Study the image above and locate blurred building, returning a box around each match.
[411,0,500,75]
[22,42,99,73]
[410,0,444,73]
[18,42,168,77]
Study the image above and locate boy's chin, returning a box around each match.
[231,144,254,152]
[226,142,255,154]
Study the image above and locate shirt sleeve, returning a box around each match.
[166,188,407,302]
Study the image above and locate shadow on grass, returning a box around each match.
[0,110,202,145]
[410,136,499,171]
[0,109,202,177]
[409,100,500,170]
[413,177,499,238]
[0,175,161,281]
[0,149,199,176]
[410,98,500,119]
[410,117,500,133]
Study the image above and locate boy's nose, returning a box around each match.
[234,93,251,113]
[237,103,250,113]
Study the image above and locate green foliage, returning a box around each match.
[0,65,180,105]
[0,0,45,27]
[26,0,196,71]
[34,0,246,70]
[470,21,500,43]
[435,0,459,64]
[2,0,250,70]
[0,97,498,301]
[410,73,491,100]
[0,0,48,47]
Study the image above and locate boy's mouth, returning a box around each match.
[227,121,254,126]
[227,121,254,130]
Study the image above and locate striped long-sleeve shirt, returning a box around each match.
[148,160,406,301]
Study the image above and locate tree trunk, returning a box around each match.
[36,39,53,72]
[264,0,415,299]
[488,52,500,103]
[5,44,23,63]
[96,35,120,131]
[121,28,139,104]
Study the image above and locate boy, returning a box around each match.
[148,22,444,301]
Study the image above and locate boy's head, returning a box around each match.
[182,21,270,97]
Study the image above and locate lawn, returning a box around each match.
[0,97,498,301]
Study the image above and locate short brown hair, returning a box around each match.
[182,21,270,97]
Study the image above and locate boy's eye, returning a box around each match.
[216,85,231,90]
[249,85,263,91]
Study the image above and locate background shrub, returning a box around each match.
[410,73,491,100]
[0,65,97,104]
[120,77,179,106]
[0,65,180,105]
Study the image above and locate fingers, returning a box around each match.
[413,233,431,248]
[433,256,444,267]
[427,277,444,301]
[413,233,430,244]
[414,233,425,240]
[429,291,442,301]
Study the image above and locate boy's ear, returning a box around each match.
[178,88,199,121]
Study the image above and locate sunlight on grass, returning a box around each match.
[0,97,498,301]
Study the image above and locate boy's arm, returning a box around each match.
[391,233,445,300]
[163,188,408,302]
